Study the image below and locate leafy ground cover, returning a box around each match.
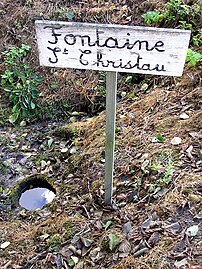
[0,0,202,268]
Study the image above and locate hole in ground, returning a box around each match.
[17,175,56,210]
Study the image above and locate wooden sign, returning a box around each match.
[35,20,191,205]
[35,20,191,76]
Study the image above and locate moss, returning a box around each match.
[64,154,82,174]
[100,237,109,251]
[63,220,77,240]
[155,116,179,131]
[47,234,62,247]
[90,179,103,192]
[0,249,8,258]
[181,187,191,195]
[52,125,78,139]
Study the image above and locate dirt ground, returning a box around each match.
[0,1,202,269]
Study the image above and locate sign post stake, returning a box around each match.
[35,20,191,206]
[104,71,117,205]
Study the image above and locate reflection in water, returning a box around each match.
[19,188,56,210]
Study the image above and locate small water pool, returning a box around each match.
[19,187,56,210]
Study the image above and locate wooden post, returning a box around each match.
[104,71,117,205]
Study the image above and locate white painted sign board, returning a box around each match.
[35,20,191,205]
[35,20,191,76]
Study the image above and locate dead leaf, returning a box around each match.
[186,225,199,237]
[74,261,84,269]
[174,258,188,268]
[189,132,202,139]
[89,247,101,261]
[118,240,131,253]
[80,237,93,247]
[133,247,149,257]
[164,222,181,234]
[194,210,202,219]
[186,145,194,160]
[141,218,153,229]
[189,266,202,269]
[147,232,161,246]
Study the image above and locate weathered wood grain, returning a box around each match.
[35,20,191,76]
[104,71,117,205]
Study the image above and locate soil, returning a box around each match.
[0,1,202,269]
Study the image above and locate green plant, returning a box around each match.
[165,0,191,21]
[95,71,106,97]
[63,220,77,239]
[139,151,174,194]
[108,233,120,251]
[1,44,43,123]
[142,1,201,47]
[186,49,202,67]
[155,133,165,143]
[125,75,133,83]
[142,0,191,25]
[53,7,74,20]
[192,32,202,47]
[161,160,173,184]
[142,11,164,25]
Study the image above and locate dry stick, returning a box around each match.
[1,260,12,269]
[104,71,117,205]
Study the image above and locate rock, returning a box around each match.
[123,222,132,234]
[69,116,77,123]
[174,258,188,268]
[180,113,189,120]
[60,246,73,258]
[19,157,28,165]
[0,241,10,249]
[70,147,77,154]
[71,111,80,116]
[171,137,182,145]
[68,245,77,254]
[121,91,127,97]
[141,217,153,229]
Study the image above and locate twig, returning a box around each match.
[81,205,91,219]
[23,250,48,269]
[1,260,12,269]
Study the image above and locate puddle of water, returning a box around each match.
[19,187,56,210]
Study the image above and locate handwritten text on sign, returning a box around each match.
[35,21,191,76]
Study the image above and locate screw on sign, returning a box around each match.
[35,20,191,205]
